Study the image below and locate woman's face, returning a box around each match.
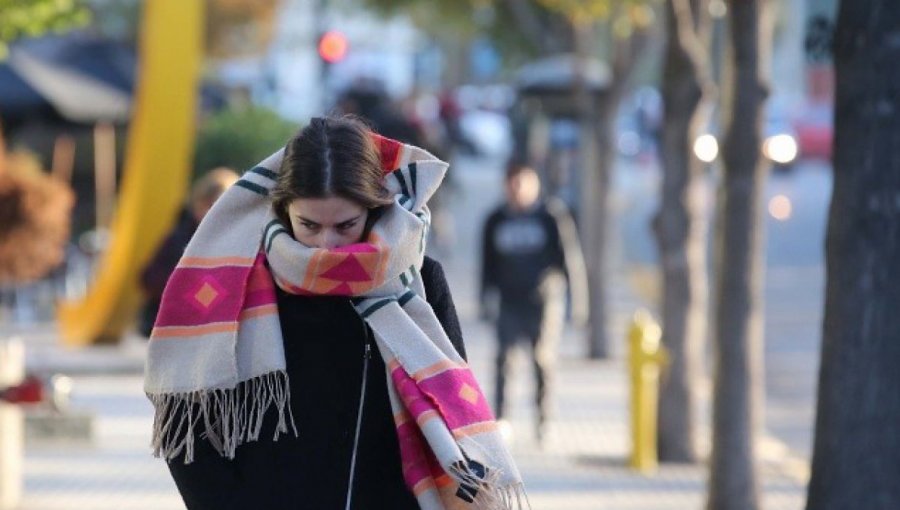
[286,196,369,249]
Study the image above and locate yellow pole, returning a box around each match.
[58,0,203,345]
[628,309,668,473]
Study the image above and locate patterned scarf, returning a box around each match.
[144,134,526,509]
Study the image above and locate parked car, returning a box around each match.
[792,101,833,162]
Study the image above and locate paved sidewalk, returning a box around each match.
[15,311,807,510]
[462,319,807,510]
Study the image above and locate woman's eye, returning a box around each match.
[301,223,319,231]
[337,223,356,231]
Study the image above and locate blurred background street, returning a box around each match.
[3,0,885,509]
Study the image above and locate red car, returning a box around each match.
[793,102,833,161]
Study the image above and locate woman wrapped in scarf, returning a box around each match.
[144,116,526,510]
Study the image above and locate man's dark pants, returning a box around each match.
[493,283,565,428]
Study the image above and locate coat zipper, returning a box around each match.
[345,328,372,510]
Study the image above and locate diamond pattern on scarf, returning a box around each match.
[188,276,228,312]
[155,265,248,327]
[457,384,480,406]
[392,364,495,433]
[194,283,219,307]
[417,369,495,431]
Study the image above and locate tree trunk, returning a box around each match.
[572,22,610,360]
[806,2,900,508]
[654,0,712,463]
[706,1,772,509]
[581,26,650,359]
[585,102,619,359]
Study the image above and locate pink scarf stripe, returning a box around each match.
[155,266,251,327]
[391,363,495,433]
[243,289,276,310]
[242,258,277,309]
[392,366,441,424]
[246,253,277,291]
[412,367,496,430]
[397,420,444,490]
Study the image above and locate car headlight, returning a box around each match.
[762,134,798,164]
[693,134,719,163]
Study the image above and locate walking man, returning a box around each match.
[480,161,587,443]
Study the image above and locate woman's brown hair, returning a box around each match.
[272,116,393,232]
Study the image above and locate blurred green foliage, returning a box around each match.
[535,0,655,26]
[361,0,658,67]
[193,105,298,179]
[362,0,561,61]
[0,0,92,59]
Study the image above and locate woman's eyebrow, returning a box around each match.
[336,215,362,227]
[295,214,361,226]
[296,216,320,225]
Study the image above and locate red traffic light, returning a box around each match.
[318,31,348,63]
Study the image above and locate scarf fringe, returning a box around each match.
[495,484,531,510]
[448,463,531,510]
[147,370,298,464]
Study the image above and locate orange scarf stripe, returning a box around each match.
[434,473,454,489]
[151,322,237,338]
[412,478,437,497]
[415,409,441,429]
[412,359,466,382]
[238,304,279,321]
[450,421,499,440]
[300,249,325,290]
[394,410,412,428]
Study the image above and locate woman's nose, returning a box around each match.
[321,230,339,249]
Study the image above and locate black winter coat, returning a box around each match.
[167,257,466,510]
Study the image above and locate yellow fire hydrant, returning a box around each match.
[628,309,668,473]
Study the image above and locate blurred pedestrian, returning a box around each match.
[479,161,587,443]
[138,167,239,337]
[438,89,479,156]
[145,116,524,509]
